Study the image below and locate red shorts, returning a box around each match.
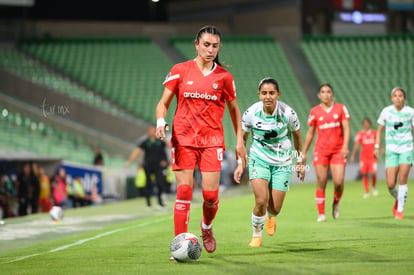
[313,150,346,166]
[171,146,223,172]
[359,159,377,174]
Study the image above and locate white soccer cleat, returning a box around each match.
[363,193,370,199]
[372,188,378,197]
[317,214,326,222]
[332,204,340,219]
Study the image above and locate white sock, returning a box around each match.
[201,221,212,230]
[252,213,266,237]
[389,186,398,200]
[397,184,408,212]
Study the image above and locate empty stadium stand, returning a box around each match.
[0,103,126,167]
[20,38,174,122]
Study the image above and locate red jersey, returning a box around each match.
[308,103,350,154]
[163,60,236,148]
[354,129,376,161]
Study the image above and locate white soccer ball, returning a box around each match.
[170,232,202,262]
[49,206,63,221]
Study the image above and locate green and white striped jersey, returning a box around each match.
[242,101,300,166]
[377,104,414,153]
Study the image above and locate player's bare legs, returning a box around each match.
[391,164,410,219]
[249,178,269,246]
[266,189,286,236]
[330,164,345,219]
[200,171,220,253]
[174,170,194,236]
[315,165,329,222]
[386,167,399,216]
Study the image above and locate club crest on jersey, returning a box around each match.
[212,81,218,90]
[333,114,339,119]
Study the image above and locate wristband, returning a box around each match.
[374,144,380,149]
[237,158,242,165]
[296,157,303,163]
[156,118,167,129]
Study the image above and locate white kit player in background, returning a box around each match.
[375,87,414,219]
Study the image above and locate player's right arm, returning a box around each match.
[125,147,143,168]
[302,125,316,165]
[350,141,360,163]
[350,132,361,163]
[233,130,249,184]
[155,87,174,140]
[374,125,384,159]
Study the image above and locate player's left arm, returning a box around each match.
[288,109,305,181]
[341,118,351,158]
[292,129,305,182]
[227,99,247,167]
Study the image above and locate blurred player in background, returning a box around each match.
[350,118,383,198]
[374,87,414,219]
[303,84,350,222]
[155,25,247,256]
[125,125,168,209]
[233,77,305,247]
[37,167,52,212]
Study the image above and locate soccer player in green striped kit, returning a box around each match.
[375,87,414,219]
[234,77,305,247]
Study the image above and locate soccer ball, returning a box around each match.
[49,206,63,221]
[170,232,202,262]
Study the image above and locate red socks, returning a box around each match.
[174,185,193,236]
[363,176,369,193]
[333,190,343,205]
[202,190,219,226]
[315,189,325,215]
[372,175,376,188]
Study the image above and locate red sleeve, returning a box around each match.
[222,72,237,101]
[341,104,350,120]
[163,64,182,94]
[307,107,317,126]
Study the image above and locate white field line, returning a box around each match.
[3,216,170,264]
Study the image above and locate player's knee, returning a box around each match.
[202,190,219,203]
[177,185,193,200]
[255,197,268,210]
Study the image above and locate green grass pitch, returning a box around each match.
[1,180,413,274]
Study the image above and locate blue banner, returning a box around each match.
[59,163,103,195]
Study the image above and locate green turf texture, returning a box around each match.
[1,180,413,274]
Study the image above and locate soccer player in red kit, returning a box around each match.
[303,84,350,222]
[350,118,383,198]
[155,25,247,256]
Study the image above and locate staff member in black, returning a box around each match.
[126,125,168,209]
